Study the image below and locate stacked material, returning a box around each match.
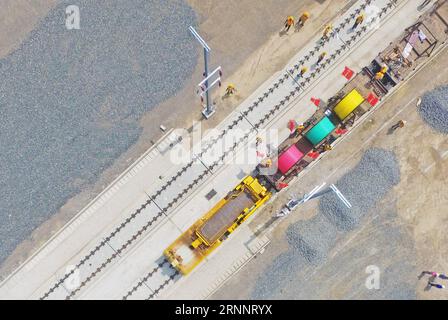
[278,145,305,174]
[333,89,365,120]
[305,117,336,145]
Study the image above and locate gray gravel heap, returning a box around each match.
[319,148,400,231]
[285,214,338,265]
[0,0,197,264]
[418,85,448,134]
[252,148,401,299]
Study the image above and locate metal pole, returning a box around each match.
[189,26,217,119]
[275,182,353,217]
[330,184,352,208]
[203,48,212,115]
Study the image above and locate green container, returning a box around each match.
[305,117,336,146]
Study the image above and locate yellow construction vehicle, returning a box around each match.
[164,176,271,275]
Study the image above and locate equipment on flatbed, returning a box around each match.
[304,116,336,146]
[333,89,365,120]
[164,176,271,275]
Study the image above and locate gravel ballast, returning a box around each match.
[252,148,402,299]
[0,0,197,264]
[319,148,400,231]
[418,85,448,134]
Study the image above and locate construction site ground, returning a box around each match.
[0,0,354,279]
[212,45,448,300]
[2,0,445,300]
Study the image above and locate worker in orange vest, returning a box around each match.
[284,16,295,32]
[297,12,310,27]
[295,123,305,136]
[352,13,365,29]
[322,24,333,40]
[316,51,327,65]
[226,83,236,96]
[261,158,273,168]
[380,64,389,74]
[391,120,406,131]
[300,66,308,76]
[374,71,385,81]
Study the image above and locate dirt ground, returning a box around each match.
[0,0,58,57]
[212,45,448,300]
[0,0,354,279]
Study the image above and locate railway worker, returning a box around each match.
[428,282,445,289]
[391,119,406,131]
[261,158,272,168]
[374,71,385,81]
[255,136,263,146]
[297,12,310,27]
[380,64,389,74]
[300,66,308,77]
[226,83,236,96]
[316,51,327,65]
[323,144,332,151]
[296,123,305,132]
[284,16,295,32]
[294,123,305,137]
[322,24,333,40]
[352,13,365,30]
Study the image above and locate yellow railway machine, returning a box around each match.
[164,176,271,275]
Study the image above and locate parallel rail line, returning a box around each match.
[122,259,179,300]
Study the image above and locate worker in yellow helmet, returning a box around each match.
[295,123,305,136]
[262,158,272,168]
[322,24,333,40]
[380,64,389,74]
[284,16,295,32]
[300,66,308,76]
[226,83,236,96]
[374,71,385,81]
[297,12,310,27]
[352,13,365,30]
[316,51,327,65]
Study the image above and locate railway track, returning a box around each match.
[40,0,399,300]
[121,259,179,300]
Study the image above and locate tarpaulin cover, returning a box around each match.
[278,144,304,174]
[333,89,365,120]
[305,116,336,146]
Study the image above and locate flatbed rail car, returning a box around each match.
[164,176,271,275]
[261,87,370,191]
